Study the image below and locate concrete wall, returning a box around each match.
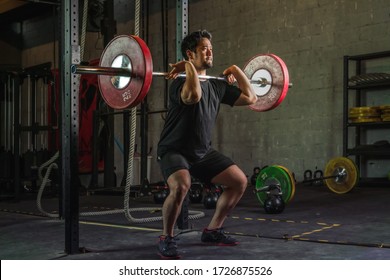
[8,0,390,185]
[144,0,390,182]
[110,0,390,184]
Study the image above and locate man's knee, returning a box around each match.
[237,177,248,194]
[171,183,191,200]
[167,169,191,201]
[232,169,248,191]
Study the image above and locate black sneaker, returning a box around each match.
[201,228,239,246]
[157,235,181,259]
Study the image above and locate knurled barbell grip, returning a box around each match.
[153,71,226,81]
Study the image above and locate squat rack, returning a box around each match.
[61,0,189,254]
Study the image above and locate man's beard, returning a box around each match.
[203,60,213,69]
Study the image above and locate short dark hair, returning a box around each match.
[181,30,212,60]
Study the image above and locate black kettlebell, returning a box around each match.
[189,188,203,203]
[264,194,285,214]
[153,190,168,204]
[203,192,218,209]
[303,169,313,185]
[189,182,204,203]
[313,169,323,186]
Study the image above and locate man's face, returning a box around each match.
[187,38,213,70]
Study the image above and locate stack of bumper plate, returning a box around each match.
[380,105,390,122]
[348,106,381,123]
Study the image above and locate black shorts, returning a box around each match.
[158,149,235,183]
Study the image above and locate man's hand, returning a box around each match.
[166,61,191,80]
[222,65,239,84]
[223,65,257,106]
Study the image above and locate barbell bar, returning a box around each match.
[70,34,292,111]
[297,172,347,185]
[71,64,293,88]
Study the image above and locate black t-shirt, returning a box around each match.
[157,78,241,161]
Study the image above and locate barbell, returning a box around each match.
[254,156,359,209]
[71,35,292,111]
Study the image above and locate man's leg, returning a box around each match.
[207,164,247,230]
[158,169,192,258]
[162,169,192,237]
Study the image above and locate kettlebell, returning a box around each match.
[153,189,168,204]
[303,169,313,185]
[264,194,285,214]
[203,192,219,209]
[313,169,323,186]
[189,188,203,203]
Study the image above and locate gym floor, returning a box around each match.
[1,181,390,260]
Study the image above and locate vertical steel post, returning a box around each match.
[140,1,149,195]
[13,75,21,201]
[61,0,80,254]
[342,56,349,158]
[176,0,189,230]
[102,0,117,189]
[176,0,188,62]
[90,110,99,189]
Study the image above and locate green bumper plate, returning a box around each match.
[255,165,293,206]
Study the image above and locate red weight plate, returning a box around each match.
[131,36,153,107]
[98,35,153,109]
[244,54,289,112]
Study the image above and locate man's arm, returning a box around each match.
[223,65,257,106]
[166,61,202,105]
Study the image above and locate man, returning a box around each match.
[157,30,257,259]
